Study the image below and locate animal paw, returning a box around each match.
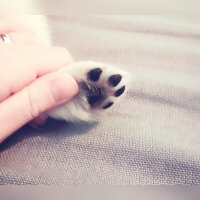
[48,61,129,122]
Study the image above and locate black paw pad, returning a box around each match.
[108,74,122,87]
[87,68,102,82]
[87,87,104,107]
[103,102,114,109]
[114,86,125,97]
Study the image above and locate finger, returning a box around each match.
[0,17,31,33]
[0,44,74,102]
[0,71,78,143]
[7,31,47,45]
[31,113,49,127]
[0,17,48,45]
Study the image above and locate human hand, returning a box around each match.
[0,43,78,143]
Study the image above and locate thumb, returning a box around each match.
[0,71,78,143]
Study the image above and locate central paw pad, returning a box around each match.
[81,82,105,107]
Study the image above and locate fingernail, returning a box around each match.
[51,73,78,103]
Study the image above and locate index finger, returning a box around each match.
[0,44,74,102]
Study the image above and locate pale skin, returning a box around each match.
[0,19,78,143]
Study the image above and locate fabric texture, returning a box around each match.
[0,16,200,185]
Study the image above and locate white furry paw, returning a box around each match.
[48,61,129,122]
